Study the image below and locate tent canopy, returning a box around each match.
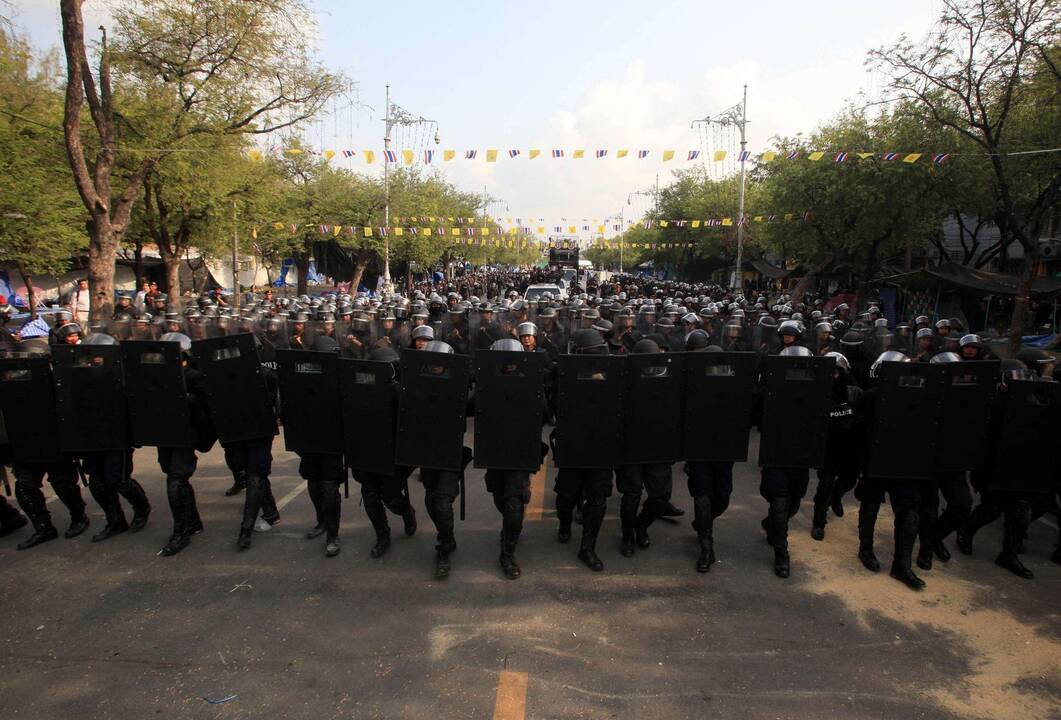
[876,262,1061,300]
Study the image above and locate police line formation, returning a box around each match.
[0,280,1058,591]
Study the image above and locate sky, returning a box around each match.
[12,0,940,227]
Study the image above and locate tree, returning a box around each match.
[758,108,948,306]
[870,0,1061,349]
[0,26,85,318]
[59,0,345,319]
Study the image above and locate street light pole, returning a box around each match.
[382,85,439,294]
[692,84,750,289]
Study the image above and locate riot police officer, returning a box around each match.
[155,332,210,556]
[810,352,863,541]
[553,328,613,572]
[353,347,418,559]
[616,339,674,557]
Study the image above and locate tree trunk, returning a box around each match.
[295,254,309,296]
[23,272,37,321]
[1006,248,1039,353]
[87,216,117,322]
[160,249,181,301]
[789,255,832,307]
[133,238,144,286]
[350,259,368,294]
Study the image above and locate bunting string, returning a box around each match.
[248,146,1061,165]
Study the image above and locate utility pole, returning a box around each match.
[232,201,240,313]
[627,184,658,275]
[692,84,750,289]
[382,85,439,293]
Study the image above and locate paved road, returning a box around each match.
[1,429,1058,720]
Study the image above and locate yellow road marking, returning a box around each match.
[526,464,547,521]
[492,670,528,720]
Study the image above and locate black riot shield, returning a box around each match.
[339,359,398,476]
[0,356,64,463]
[622,353,686,464]
[275,349,342,455]
[684,351,757,462]
[121,340,193,448]
[192,333,275,444]
[52,345,129,452]
[935,361,1000,472]
[395,350,471,471]
[990,380,1061,494]
[866,363,947,480]
[758,355,834,469]
[473,350,545,471]
[554,354,625,468]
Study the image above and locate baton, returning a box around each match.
[1,465,10,496]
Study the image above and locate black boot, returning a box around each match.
[830,496,845,518]
[499,533,521,580]
[225,470,248,496]
[634,521,651,549]
[996,502,1033,579]
[955,525,974,555]
[579,500,606,572]
[91,522,128,542]
[557,509,572,544]
[17,524,58,550]
[811,503,827,542]
[370,531,391,558]
[619,531,636,557]
[916,542,933,571]
[325,536,341,558]
[434,541,455,579]
[65,515,90,538]
[696,531,715,573]
[996,551,1033,579]
[236,528,252,550]
[932,539,951,563]
[402,507,417,537]
[858,502,880,571]
[890,511,926,591]
[661,501,684,518]
[159,534,189,557]
[305,524,326,540]
[773,547,791,578]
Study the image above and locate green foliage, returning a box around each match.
[0,28,86,277]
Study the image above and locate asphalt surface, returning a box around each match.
[1,427,1059,720]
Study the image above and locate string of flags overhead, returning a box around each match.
[250,146,970,166]
[249,212,809,240]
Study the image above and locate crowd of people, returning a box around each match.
[0,268,1058,592]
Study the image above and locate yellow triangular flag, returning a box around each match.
[662,150,675,161]
[903,153,922,163]
[721,218,733,226]
[537,227,545,234]
[248,150,262,162]
[572,150,584,159]
[402,149,414,165]
[363,227,372,236]
[617,149,628,158]
[713,150,727,162]
[807,151,825,161]
[754,215,763,222]
[529,149,540,159]
[332,225,342,237]
[324,150,335,161]
[451,228,460,236]
[597,225,605,234]
[363,150,375,164]
[760,151,776,162]
[394,227,403,236]
[486,149,498,162]
[568,226,576,233]
[660,220,669,227]
[443,150,455,161]
[482,227,490,236]
[422,227,431,235]
[273,222,284,230]
[251,228,258,239]
[691,220,700,228]
[856,152,874,160]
